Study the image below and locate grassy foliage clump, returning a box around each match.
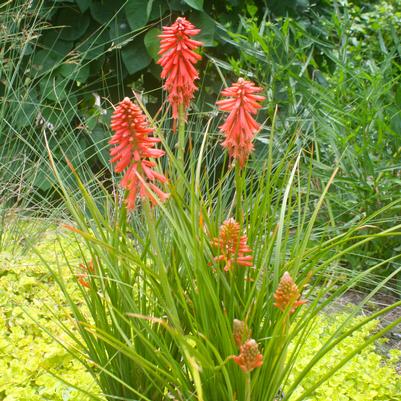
[0,233,400,400]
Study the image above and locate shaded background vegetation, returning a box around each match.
[1,0,400,288]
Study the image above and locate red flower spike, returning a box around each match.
[233,339,263,373]
[216,78,265,167]
[273,271,306,314]
[211,218,253,272]
[158,17,203,121]
[110,97,169,210]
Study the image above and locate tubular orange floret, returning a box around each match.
[216,78,265,167]
[110,97,169,210]
[211,218,253,272]
[273,271,306,314]
[77,260,94,289]
[157,17,203,122]
[233,339,263,373]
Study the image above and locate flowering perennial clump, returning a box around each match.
[274,271,306,314]
[216,78,265,167]
[158,17,203,121]
[233,339,263,373]
[110,97,168,209]
[211,218,253,272]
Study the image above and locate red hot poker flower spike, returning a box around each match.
[216,78,265,167]
[233,339,263,373]
[211,218,253,272]
[110,97,169,210]
[158,17,203,121]
[273,271,306,314]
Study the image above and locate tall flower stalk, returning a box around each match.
[158,17,202,194]
[216,78,265,221]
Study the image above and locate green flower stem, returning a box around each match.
[142,198,180,329]
[235,162,243,225]
[245,372,251,401]
[177,103,186,198]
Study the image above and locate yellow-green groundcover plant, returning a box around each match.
[0,232,400,401]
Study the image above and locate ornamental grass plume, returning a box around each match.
[158,17,203,121]
[110,97,168,210]
[216,78,265,167]
[211,218,253,272]
[274,271,306,314]
[233,339,263,373]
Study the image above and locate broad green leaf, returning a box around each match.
[57,7,90,41]
[144,28,161,60]
[108,14,131,45]
[39,77,68,102]
[121,38,151,74]
[90,0,125,24]
[183,0,203,11]
[75,0,90,12]
[149,0,169,20]
[58,63,90,83]
[191,12,215,46]
[125,0,151,31]
[77,31,109,60]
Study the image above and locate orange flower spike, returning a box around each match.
[216,78,265,167]
[158,17,203,121]
[273,271,306,314]
[110,97,169,210]
[211,218,253,272]
[233,339,263,373]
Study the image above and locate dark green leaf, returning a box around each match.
[183,0,203,11]
[144,28,161,60]
[125,0,150,31]
[168,0,190,11]
[57,7,90,41]
[75,0,90,12]
[39,77,68,102]
[121,38,151,74]
[77,31,109,60]
[108,15,131,45]
[190,12,215,47]
[90,0,125,24]
[149,0,169,20]
[59,63,90,83]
